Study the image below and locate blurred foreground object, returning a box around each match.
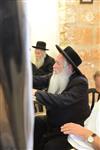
[0,0,33,149]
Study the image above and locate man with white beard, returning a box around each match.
[31,41,55,76]
[48,59,72,94]
[33,45,90,150]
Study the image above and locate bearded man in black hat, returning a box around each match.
[33,45,90,150]
[31,41,55,76]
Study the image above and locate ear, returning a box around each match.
[68,63,72,68]
[68,64,73,72]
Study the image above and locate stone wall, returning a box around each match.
[58,0,100,88]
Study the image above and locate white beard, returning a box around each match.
[34,54,46,69]
[48,68,72,94]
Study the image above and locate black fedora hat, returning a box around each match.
[56,45,82,74]
[32,41,48,50]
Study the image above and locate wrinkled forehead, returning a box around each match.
[35,49,45,54]
[55,53,68,64]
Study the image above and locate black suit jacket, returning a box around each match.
[32,54,55,76]
[34,72,90,128]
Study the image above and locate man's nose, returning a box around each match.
[53,63,58,71]
[53,63,56,69]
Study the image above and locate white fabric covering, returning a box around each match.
[68,100,100,150]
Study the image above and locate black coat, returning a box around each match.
[32,54,55,76]
[34,72,90,129]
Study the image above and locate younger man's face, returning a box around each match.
[95,76,100,89]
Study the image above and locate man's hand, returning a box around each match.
[61,123,92,141]
[32,89,37,96]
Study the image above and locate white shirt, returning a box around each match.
[68,100,100,150]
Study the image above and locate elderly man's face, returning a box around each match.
[53,54,67,74]
[35,49,45,60]
[48,54,73,94]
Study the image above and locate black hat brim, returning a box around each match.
[56,45,82,74]
[32,46,48,50]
